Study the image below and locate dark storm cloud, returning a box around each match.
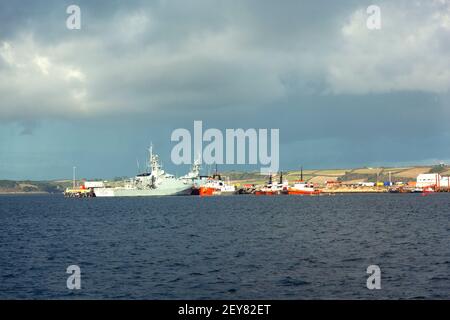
[0,0,449,179]
[1,0,448,121]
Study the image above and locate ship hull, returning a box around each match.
[287,189,321,195]
[198,187,236,196]
[94,183,193,197]
[199,187,215,196]
[255,190,281,195]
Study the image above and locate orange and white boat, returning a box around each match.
[198,174,236,196]
[254,186,280,196]
[255,173,288,196]
[286,181,321,195]
[285,167,321,195]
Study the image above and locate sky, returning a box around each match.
[0,0,449,180]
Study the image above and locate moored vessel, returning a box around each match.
[255,172,288,195]
[198,173,236,196]
[285,167,321,195]
[94,146,193,197]
[286,181,321,195]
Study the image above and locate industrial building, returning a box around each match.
[416,174,450,189]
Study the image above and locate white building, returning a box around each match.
[358,182,375,187]
[416,174,450,188]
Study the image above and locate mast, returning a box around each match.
[192,155,201,177]
[73,166,76,188]
[300,166,303,182]
[148,143,154,174]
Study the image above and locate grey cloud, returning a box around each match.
[0,0,450,179]
[1,0,449,125]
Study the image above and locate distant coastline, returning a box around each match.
[0,191,50,195]
[1,164,448,194]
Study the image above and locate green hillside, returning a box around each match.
[0,164,448,193]
[224,165,447,186]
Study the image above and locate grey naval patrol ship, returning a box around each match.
[94,146,195,197]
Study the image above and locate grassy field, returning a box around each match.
[0,180,69,193]
[392,167,432,179]
[226,165,447,186]
[351,168,384,174]
[308,169,348,176]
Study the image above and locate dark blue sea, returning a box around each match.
[0,193,448,299]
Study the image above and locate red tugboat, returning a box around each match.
[286,167,321,195]
[198,167,236,196]
[255,172,288,195]
[199,177,236,196]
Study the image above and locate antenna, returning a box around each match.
[149,142,153,159]
[147,142,153,173]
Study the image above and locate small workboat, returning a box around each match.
[285,167,321,195]
[286,181,321,195]
[255,172,288,195]
[198,173,235,196]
